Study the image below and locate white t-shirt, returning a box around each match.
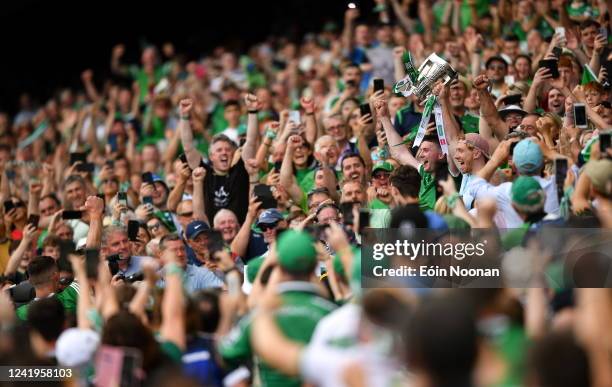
[465,175,560,228]
[459,173,488,210]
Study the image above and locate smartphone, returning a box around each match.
[502,94,522,106]
[573,103,588,128]
[141,172,154,184]
[179,153,188,165]
[85,248,100,279]
[600,132,611,154]
[600,26,608,40]
[555,26,566,40]
[253,184,278,210]
[76,163,95,173]
[554,158,568,181]
[358,208,370,232]
[552,46,562,59]
[142,196,153,205]
[359,103,372,119]
[69,152,87,165]
[108,134,118,153]
[273,161,282,173]
[289,110,301,124]
[107,254,121,276]
[27,214,40,228]
[339,202,356,225]
[95,345,143,387]
[118,192,128,206]
[127,220,140,241]
[538,59,560,79]
[3,200,15,213]
[62,210,83,220]
[373,78,384,93]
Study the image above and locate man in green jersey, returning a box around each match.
[16,256,80,321]
[218,230,336,387]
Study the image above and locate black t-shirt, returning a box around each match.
[203,158,249,224]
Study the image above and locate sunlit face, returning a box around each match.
[341,100,359,121]
[449,82,467,108]
[559,66,573,88]
[486,60,507,83]
[324,117,347,143]
[514,57,531,80]
[214,212,239,242]
[454,141,476,173]
[151,182,168,207]
[309,192,330,211]
[518,115,538,136]
[209,140,235,173]
[317,207,340,225]
[102,177,119,197]
[107,231,130,260]
[547,89,566,115]
[581,26,598,50]
[504,112,524,129]
[503,41,519,60]
[585,88,603,108]
[147,218,169,239]
[355,25,370,46]
[43,245,60,260]
[160,239,187,267]
[343,66,361,84]
[40,197,60,217]
[176,201,194,230]
[56,223,73,241]
[64,181,86,209]
[315,169,328,189]
[341,181,366,204]
[141,47,156,67]
[316,137,340,166]
[371,170,390,189]
[292,141,311,168]
[342,156,365,182]
[224,104,241,125]
[417,141,443,173]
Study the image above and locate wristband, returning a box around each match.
[180,115,190,120]
[265,130,277,140]
[165,262,183,277]
[248,110,259,114]
[446,193,460,209]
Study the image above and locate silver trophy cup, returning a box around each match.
[411,53,458,100]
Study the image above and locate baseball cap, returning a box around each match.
[256,208,284,226]
[498,104,528,120]
[276,230,317,273]
[246,255,265,283]
[463,133,490,159]
[584,158,612,197]
[56,328,100,367]
[511,176,546,212]
[372,161,394,174]
[151,174,169,190]
[513,139,543,175]
[185,220,210,240]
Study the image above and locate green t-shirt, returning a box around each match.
[418,164,436,212]
[433,0,489,31]
[128,64,172,103]
[460,113,480,134]
[295,168,315,196]
[218,282,336,387]
[368,198,390,210]
[16,281,80,321]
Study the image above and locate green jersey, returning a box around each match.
[460,113,480,134]
[16,281,81,321]
[418,164,437,212]
[218,282,336,387]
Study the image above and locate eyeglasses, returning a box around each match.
[259,222,279,231]
[178,211,193,217]
[372,172,390,180]
[326,124,345,132]
[148,223,161,231]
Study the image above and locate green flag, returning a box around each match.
[581,64,598,85]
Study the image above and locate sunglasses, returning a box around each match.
[259,222,279,231]
[178,211,193,217]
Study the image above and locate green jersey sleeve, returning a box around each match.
[217,314,253,367]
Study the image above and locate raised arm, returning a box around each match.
[68,254,93,330]
[159,250,186,351]
[373,94,420,169]
[473,75,509,140]
[230,196,260,258]
[300,97,319,146]
[433,82,462,176]
[4,224,36,276]
[191,167,209,224]
[81,70,100,103]
[83,196,105,249]
[110,44,128,76]
[178,99,204,169]
[241,94,261,164]
[167,162,191,213]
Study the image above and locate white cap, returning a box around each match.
[56,328,100,367]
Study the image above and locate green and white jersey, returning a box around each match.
[16,281,81,321]
[218,281,336,387]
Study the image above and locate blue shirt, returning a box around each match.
[183,264,224,293]
[119,256,146,277]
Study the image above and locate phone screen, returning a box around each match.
[69,152,87,165]
[141,172,154,184]
[62,210,83,220]
[600,132,611,153]
[253,184,278,209]
[339,202,356,225]
[108,134,118,153]
[573,104,588,128]
[289,110,301,124]
[179,154,188,164]
[76,163,95,173]
[538,59,559,79]
[118,192,127,206]
[28,214,40,228]
[373,78,384,93]
[142,196,153,205]
[127,220,140,241]
[554,158,568,182]
[359,103,372,119]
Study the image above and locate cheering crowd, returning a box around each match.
[1,0,612,385]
